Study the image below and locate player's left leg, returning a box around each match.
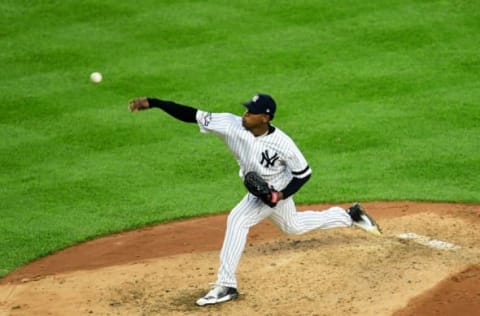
[216,194,273,287]
[196,194,273,306]
[268,198,352,235]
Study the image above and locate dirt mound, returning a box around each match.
[1,202,479,315]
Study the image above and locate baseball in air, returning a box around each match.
[90,72,102,83]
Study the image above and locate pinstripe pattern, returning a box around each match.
[217,195,352,288]
[217,194,273,287]
[195,110,353,289]
[196,111,311,188]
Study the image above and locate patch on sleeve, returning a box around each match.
[201,112,212,127]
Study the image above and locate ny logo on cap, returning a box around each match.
[253,94,271,112]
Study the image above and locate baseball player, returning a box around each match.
[128,93,381,306]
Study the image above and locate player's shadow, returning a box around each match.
[245,228,366,256]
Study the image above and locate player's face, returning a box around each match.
[242,110,269,130]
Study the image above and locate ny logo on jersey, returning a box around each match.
[260,150,279,168]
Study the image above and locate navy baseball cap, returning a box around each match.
[242,93,276,120]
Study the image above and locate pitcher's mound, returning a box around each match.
[1,202,479,315]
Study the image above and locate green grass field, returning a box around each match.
[1,0,479,277]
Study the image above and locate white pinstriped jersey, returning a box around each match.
[196,110,311,191]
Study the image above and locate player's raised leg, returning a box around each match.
[268,198,353,234]
[269,200,381,236]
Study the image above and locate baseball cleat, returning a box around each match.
[348,203,382,236]
[196,285,239,306]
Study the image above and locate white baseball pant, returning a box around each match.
[216,194,353,288]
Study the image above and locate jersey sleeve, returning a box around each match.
[196,110,242,135]
[286,143,312,179]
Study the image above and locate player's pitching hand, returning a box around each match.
[129,97,150,112]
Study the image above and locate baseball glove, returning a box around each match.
[129,97,150,112]
[244,171,279,207]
